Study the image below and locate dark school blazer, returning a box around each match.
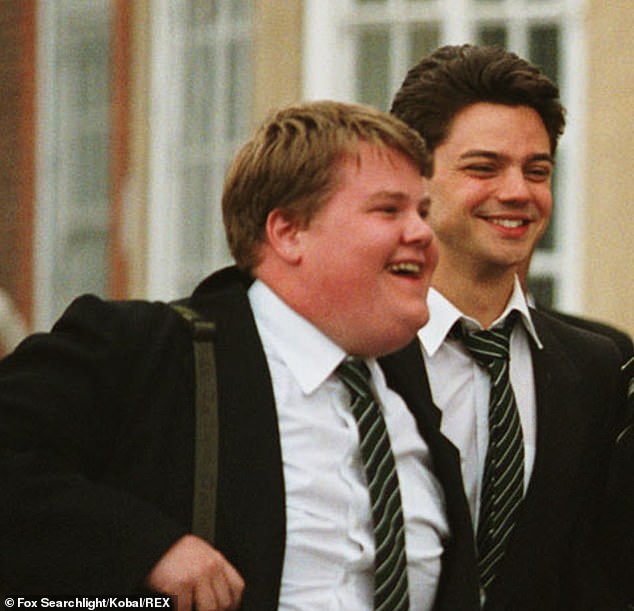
[537,305,634,364]
[383,307,625,611]
[0,266,479,610]
[596,356,634,609]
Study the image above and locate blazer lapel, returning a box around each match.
[380,341,480,610]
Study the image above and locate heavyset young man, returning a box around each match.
[0,100,458,610]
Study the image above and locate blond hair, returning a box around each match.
[222,100,430,270]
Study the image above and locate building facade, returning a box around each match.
[0,0,632,343]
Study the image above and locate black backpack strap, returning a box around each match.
[170,303,219,545]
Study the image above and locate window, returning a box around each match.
[35,0,112,328]
[304,0,586,310]
[148,0,254,299]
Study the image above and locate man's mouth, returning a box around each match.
[487,218,529,229]
[389,262,423,276]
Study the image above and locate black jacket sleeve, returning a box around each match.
[0,295,195,596]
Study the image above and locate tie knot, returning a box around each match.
[451,313,517,369]
[336,357,372,399]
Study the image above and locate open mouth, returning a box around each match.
[389,262,422,276]
[487,218,529,229]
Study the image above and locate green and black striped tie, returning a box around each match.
[336,357,410,611]
[453,314,525,593]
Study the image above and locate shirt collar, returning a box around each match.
[419,274,542,356]
[248,279,347,395]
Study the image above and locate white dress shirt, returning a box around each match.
[248,279,450,611]
[418,276,542,528]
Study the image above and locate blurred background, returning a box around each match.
[1,0,632,354]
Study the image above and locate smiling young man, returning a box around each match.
[427,102,553,326]
[0,100,473,611]
[389,45,625,610]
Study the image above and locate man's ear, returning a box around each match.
[265,208,304,264]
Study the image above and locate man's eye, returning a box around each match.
[465,164,496,174]
[525,167,552,181]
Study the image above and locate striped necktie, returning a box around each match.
[453,314,524,593]
[336,357,410,611]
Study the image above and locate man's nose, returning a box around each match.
[498,168,532,203]
[404,209,434,245]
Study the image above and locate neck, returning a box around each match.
[432,259,517,329]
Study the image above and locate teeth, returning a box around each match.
[490,218,525,228]
[390,262,421,275]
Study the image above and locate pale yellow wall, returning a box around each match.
[585,1,634,338]
[253,0,304,126]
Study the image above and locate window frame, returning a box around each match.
[147,0,254,301]
[35,0,113,329]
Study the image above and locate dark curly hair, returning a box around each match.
[391,44,566,155]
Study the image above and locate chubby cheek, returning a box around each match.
[322,267,370,308]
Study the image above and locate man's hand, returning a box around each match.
[145,534,245,610]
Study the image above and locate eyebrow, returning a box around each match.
[366,191,430,209]
[459,150,555,164]
[367,190,411,202]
